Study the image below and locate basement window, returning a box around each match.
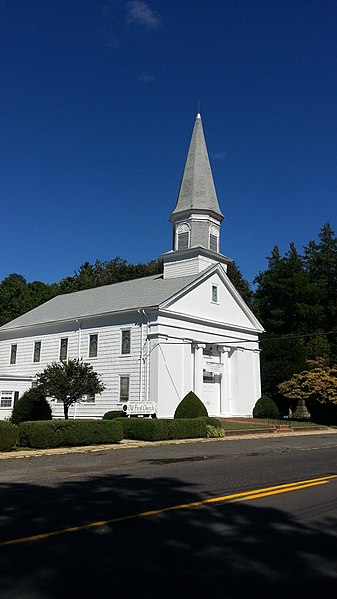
[0,391,14,408]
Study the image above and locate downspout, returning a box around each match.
[137,310,143,402]
[74,319,81,419]
[141,309,150,402]
[76,318,82,359]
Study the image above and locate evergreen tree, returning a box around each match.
[226,261,253,308]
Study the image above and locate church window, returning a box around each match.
[33,341,41,363]
[176,223,190,250]
[89,334,98,358]
[121,330,131,354]
[119,376,130,402]
[82,394,96,403]
[10,344,17,365]
[212,285,218,303]
[0,391,14,408]
[59,338,68,361]
[209,225,219,252]
[203,370,215,383]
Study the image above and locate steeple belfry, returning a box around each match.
[162,113,231,279]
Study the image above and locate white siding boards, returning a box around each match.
[0,113,263,419]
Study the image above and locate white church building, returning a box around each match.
[0,114,263,420]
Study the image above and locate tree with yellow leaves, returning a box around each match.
[278,358,337,405]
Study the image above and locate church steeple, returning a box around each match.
[170,113,224,253]
[171,113,223,221]
[162,113,231,279]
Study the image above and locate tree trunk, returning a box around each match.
[64,403,69,420]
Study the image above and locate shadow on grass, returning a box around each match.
[0,472,337,598]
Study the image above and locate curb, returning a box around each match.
[1,427,336,460]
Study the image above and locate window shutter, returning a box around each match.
[178,232,189,250]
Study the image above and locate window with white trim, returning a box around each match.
[119,376,130,402]
[176,223,190,250]
[33,341,41,363]
[203,370,215,383]
[81,394,96,403]
[89,334,98,358]
[209,225,219,253]
[0,391,14,408]
[212,285,218,303]
[59,338,68,361]
[121,330,131,355]
[10,344,17,365]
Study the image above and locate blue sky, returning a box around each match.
[1,0,336,287]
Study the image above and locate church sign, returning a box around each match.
[205,362,224,374]
[124,402,157,415]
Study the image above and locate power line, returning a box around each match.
[261,330,337,343]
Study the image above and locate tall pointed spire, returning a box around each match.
[170,113,223,219]
[162,113,230,279]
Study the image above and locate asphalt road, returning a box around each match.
[1,433,337,598]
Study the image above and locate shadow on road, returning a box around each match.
[1,472,337,598]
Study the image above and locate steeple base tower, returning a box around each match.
[161,246,231,279]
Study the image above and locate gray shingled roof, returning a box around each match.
[171,113,223,217]
[0,273,201,331]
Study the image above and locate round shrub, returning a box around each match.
[174,391,208,419]
[253,395,279,419]
[11,387,52,425]
[103,410,126,420]
[0,421,18,451]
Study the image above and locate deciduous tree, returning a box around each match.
[36,359,105,419]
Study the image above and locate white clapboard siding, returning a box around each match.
[0,315,144,419]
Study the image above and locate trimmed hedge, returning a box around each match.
[11,387,52,425]
[0,421,18,451]
[174,391,208,419]
[253,395,279,419]
[103,410,127,420]
[18,419,123,449]
[115,417,207,441]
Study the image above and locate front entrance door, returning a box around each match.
[202,370,221,415]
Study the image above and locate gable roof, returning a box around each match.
[0,273,201,331]
[170,113,223,219]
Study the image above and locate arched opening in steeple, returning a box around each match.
[175,222,190,250]
[209,225,219,253]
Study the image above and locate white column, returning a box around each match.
[218,346,231,416]
[192,343,206,399]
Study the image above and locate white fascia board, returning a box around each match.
[157,308,262,336]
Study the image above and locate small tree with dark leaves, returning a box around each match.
[37,359,105,419]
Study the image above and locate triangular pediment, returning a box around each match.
[160,265,263,333]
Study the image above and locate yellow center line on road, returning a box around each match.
[1,474,336,548]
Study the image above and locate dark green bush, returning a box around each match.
[0,421,18,451]
[18,419,123,449]
[174,391,208,419]
[11,387,52,425]
[253,395,279,419]
[102,410,126,420]
[115,417,207,441]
